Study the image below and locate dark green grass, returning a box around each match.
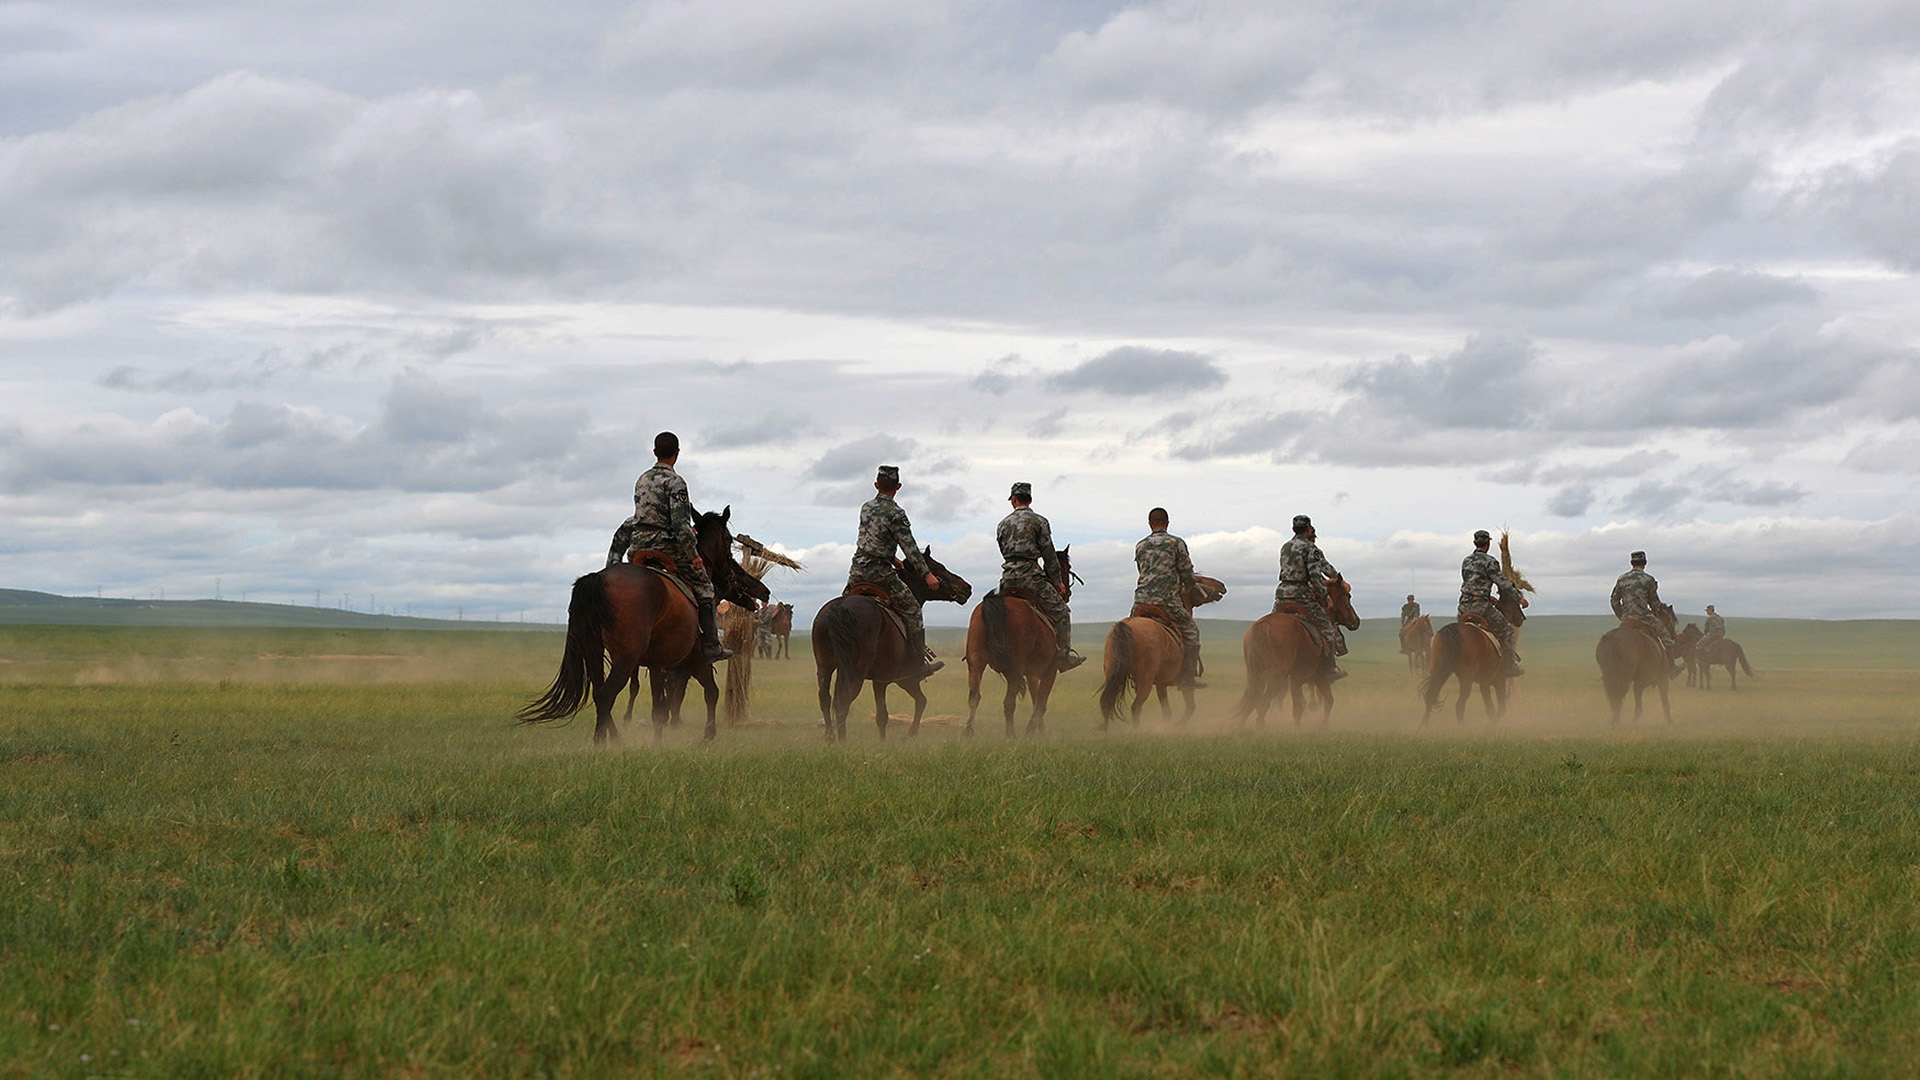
[4,621,1920,1076]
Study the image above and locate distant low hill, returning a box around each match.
[0,589,554,631]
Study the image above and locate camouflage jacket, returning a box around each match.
[853,493,929,577]
[1611,569,1663,620]
[626,464,698,562]
[1702,612,1725,640]
[1401,601,1421,624]
[1458,551,1508,606]
[996,507,1057,580]
[1134,529,1196,607]
[1275,536,1336,598]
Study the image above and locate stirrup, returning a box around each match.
[1325,664,1348,683]
[916,658,945,678]
[703,641,733,663]
[1057,650,1086,672]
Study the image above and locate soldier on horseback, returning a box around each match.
[1401,595,1421,624]
[1134,507,1203,689]
[1701,604,1725,650]
[996,482,1085,672]
[846,464,943,679]
[1274,514,1346,682]
[1459,529,1524,677]
[1612,550,1682,676]
[605,431,731,663]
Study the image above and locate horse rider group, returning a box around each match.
[604,431,1706,684]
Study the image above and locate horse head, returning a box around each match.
[1054,544,1084,602]
[1656,601,1677,636]
[695,505,771,610]
[1326,575,1361,631]
[912,546,973,605]
[1678,622,1702,646]
[1497,582,1528,629]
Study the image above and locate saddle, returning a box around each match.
[1620,619,1663,643]
[1456,613,1499,651]
[845,584,910,641]
[1003,586,1058,634]
[1273,602,1331,658]
[626,550,696,607]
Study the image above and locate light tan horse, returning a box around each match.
[1399,614,1433,672]
[1231,577,1361,728]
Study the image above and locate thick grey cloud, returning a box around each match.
[703,412,817,449]
[1046,347,1227,397]
[1547,483,1596,517]
[806,434,919,481]
[1342,332,1542,429]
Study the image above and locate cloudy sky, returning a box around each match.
[4,0,1919,624]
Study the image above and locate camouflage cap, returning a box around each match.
[1292,514,1312,531]
[1010,481,1032,500]
[1473,529,1491,544]
[1630,550,1647,564]
[876,465,900,486]
[1706,604,1716,611]
[1407,594,1416,601]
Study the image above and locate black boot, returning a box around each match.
[1177,647,1206,690]
[1056,636,1087,672]
[1323,652,1348,682]
[697,600,733,664]
[908,626,943,678]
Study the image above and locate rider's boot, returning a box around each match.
[1323,652,1348,683]
[908,625,943,678]
[1055,631,1087,673]
[1663,645,1685,680]
[1505,643,1525,678]
[1177,646,1207,690]
[697,599,733,664]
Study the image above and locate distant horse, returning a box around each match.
[1094,576,1230,730]
[1419,586,1528,726]
[811,551,973,740]
[1596,602,1678,724]
[964,547,1080,738]
[1676,623,1754,690]
[767,602,794,659]
[1230,577,1362,728]
[518,507,770,745]
[1399,614,1433,672]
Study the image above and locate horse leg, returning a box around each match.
[1290,678,1307,727]
[872,681,890,740]
[904,680,928,738]
[1155,684,1172,724]
[1658,679,1673,724]
[647,668,670,746]
[1129,686,1147,726]
[593,660,629,747]
[1455,678,1469,724]
[965,663,983,738]
[622,669,640,727]
[830,669,863,743]
[816,662,835,731]
[1004,679,1020,739]
[1031,672,1056,735]
[695,666,720,742]
[1480,683,1495,722]
[1318,680,1333,728]
[1632,683,1646,722]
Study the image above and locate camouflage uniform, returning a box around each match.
[1457,549,1519,665]
[1701,610,1725,650]
[1401,599,1422,625]
[607,464,714,603]
[1135,528,1200,666]
[845,491,931,637]
[1274,534,1345,656]
[1611,567,1673,652]
[997,505,1071,654]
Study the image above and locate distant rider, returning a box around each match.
[1700,604,1725,651]
[996,481,1085,672]
[606,431,731,663]
[1612,550,1682,676]
[1274,514,1346,682]
[846,465,943,679]
[1458,530,1524,677]
[1401,595,1422,625]
[1134,507,1204,689]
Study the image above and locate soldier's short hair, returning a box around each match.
[653,431,680,459]
[876,464,901,489]
[1148,507,1169,526]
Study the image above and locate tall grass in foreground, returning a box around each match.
[2,624,1920,1076]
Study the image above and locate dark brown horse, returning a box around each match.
[1675,623,1753,690]
[1399,614,1433,672]
[517,508,770,745]
[1596,603,1678,724]
[964,547,1079,738]
[1419,587,1528,725]
[1230,576,1362,728]
[811,550,973,741]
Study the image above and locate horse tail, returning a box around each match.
[1735,643,1755,676]
[1097,622,1134,724]
[517,572,611,723]
[1419,623,1461,709]
[821,600,867,702]
[981,591,1022,692]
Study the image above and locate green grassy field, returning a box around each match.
[3,616,1919,1077]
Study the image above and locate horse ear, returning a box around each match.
[722,505,731,524]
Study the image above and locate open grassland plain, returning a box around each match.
[3,617,1920,1077]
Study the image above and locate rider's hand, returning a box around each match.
[924,572,940,589]
[692,557,706,572]
[1519,595,1529,608]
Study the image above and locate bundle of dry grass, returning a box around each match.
[1497,530,1536,594]
[724,539,802,725]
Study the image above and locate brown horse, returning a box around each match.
[1419,587,1528,725]
[1675,623,1754,689]
[964,547,1079,738]
[811,550,973,741]
[768,602,794,659]
[517,508,770,745]
[1399,614,1433,672]
[1596,603,1678,724]
[1230,576,1362,728]
[1095,575,1229,730]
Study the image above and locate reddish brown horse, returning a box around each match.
[964,548,1078,738]
[811,550,973,741]
[1095,576,1229,730]
[1399,614,1433,672]
[768,602,794,659]
[1419,587,1528,725]
[1596,603,1678,724]
[517,508,770,745]
[1231,577,1361,728]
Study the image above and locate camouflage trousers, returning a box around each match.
[1140,595,1200,663]
[1699,631,1724,652]
[608,523,714,602]
[1275,586,1346,656]
[846,562,922,635]
[1459,601,1517,656]
[1001,568,1070,651]
[1623,613,1674,653]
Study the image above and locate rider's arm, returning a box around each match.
[893,507,930,578]
[1174,537,1196,589]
